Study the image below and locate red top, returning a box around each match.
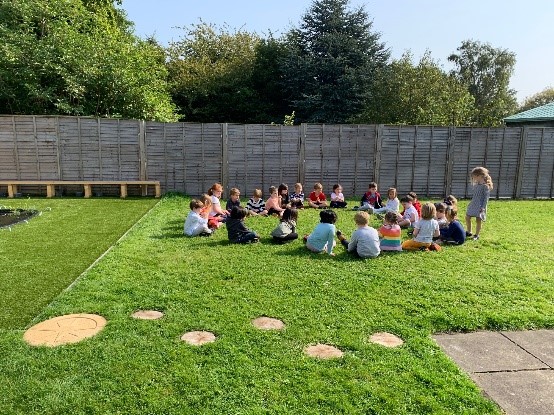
[413,200,422,217]
[309,191,326,202]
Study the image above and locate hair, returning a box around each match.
[268,185,277,194]
[319,209,337,224]
[368,182,377,189]
[199,193,212,208]
[434,202,447,213]
[278,183,288,195]
[229,187,240,197]
[313,182,323,190]
[189,199,204,210]
[294,182,303,190]
[408,191,418,200]
[384,211,398,224]
[354,211,370,226]
[387,187,397,198]
[230,206,248,220]
[444,194,458,206]
[421,202,436,220]
[282,207,298,222]
[253,188,262,198]
[400,195,413,203]
[332,184,342,191]
[208,183,223,196]
[445,206,458,222]
[471,166,494,190]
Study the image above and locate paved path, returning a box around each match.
[433,330,554,415]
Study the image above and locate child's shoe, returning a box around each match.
[472,234,480,241]
[465,231,473,237]
[303,234,308,243]
[352,206,359,211]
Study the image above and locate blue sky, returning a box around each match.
[121,0,553,104]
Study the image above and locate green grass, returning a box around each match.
[0,195,553,414]
[0,198,158,329]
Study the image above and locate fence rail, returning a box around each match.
[1,115,553,199]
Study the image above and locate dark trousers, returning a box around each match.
[272,233,298,244]
[330,201,347,208]
[340,238,360,257]
[235,232,258,244]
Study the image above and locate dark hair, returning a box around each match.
[319,209,337,224]
[368,182,377,189]
[332,184,341,191]
[278,183,288,194]
[230,206,247,220]
[384,211,398,224]
[190,199,204,210]
[400,195,413,203]
[434,202,446,213]
[282,207,298,222]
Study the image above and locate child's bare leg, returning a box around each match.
[465,215,472,233]
[475,218,482,236]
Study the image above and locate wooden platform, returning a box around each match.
[0,180,161,198]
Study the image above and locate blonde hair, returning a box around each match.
[387,187,397,199]
[444,194,458,206]
[471,166,494,190]
[354,211,370,226]
[229,187,240,196]
[269,185,277,194]
[421,202,436,220]
[199,194,212,208]
[446,206,458,222]
[208,183,223,196]
[294,183,302,191]
[313,182,323,190]
[189,199,204,210]
[253,189,262,198]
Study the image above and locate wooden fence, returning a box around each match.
[1,115,553,199]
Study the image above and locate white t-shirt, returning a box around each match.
[414,219,439,243]
[330,192,344,201]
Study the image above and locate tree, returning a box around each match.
[0,0,177,121]
[448,40,517,126]
[281,0,389,123]
[167,22,268,122]
[519,87,554,112]
[357,52,474,125]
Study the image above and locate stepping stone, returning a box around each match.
[369,332,404,348]
[251,317,285,330]
[24,314,107,347]
[131,310,164,320]
[304,343,343,359]
[181,331,216,346]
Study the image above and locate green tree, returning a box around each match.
[519,87,554,112]
[167,22,269,122]
[448,40,517,126]
[0,0,176,121]
[281,0,389,123]
[357,52,474,125]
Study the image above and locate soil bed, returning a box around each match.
[0,208,39,228]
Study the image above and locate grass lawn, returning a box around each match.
[0,195,553,414]
[0,198,158,329]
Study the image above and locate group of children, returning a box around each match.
[184,167,494,258]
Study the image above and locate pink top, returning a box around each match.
[265,196,283,212]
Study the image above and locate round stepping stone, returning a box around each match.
[131,310,164,320]
[181,331,216,346]
[251,317,285,330]
[304,343,343,359]
[369,332,404,348]
[23,314,107,347]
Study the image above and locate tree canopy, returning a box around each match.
[519,87,554,112]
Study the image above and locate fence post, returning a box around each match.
[514,126,528,198]
[445,126,456,196]
[373,124,383,184]
[12,116,21,179]
[299,123,306,185]
[222,123,229,191]
[138,120,147,181]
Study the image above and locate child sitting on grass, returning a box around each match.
[354,182,382,213]
[226,206,259,244]
[337,211,380,258]
[439,206,466,245]
[200,194,222,230]
[435,202,448,229]
[290,183,305,209]
[246,189,268,216]
[271,208,298,244]
[305,209,337,256]
[378,211,402,252]
[184,199,212,237]
[308,182,328,209]
[330,184,347,208]
[226,187,241,212]
[402,202,440,251]
[266,186,285,216]
[397,195,419,228]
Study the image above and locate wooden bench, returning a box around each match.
[0,180,161,199]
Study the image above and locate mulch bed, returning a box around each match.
[0,208,39,228]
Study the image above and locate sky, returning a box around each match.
[121,0,554,104]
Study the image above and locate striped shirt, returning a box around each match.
[378,224,402,251]
[246,197,266,213]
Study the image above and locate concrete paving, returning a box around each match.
[433,330,554,415]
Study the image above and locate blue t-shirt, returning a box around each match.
[307,223,336,254]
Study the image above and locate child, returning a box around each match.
[266,186,285,216]
[290,183,305,209]
[439,206,466,245]
[308,183,328,209]
[226,206,259,244]
[305,209,337,256]
[330,184,347,208]
[374,187,399,215]
[200,194,222,229]
[408,191,422,218]
[271,208,299,243]
[208,183,229,220]
[337,211,380,258]
[183,199,212,236]
[378,211,402,252]
[278,183,291,209]
[226,188,241,212]
[354,182,382,213]
[402,202,440,251]
[397,195,419,228]
[246,189,268,216]
[434,202,448,229]
[444,194,458,208]
[465,166,493,241]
